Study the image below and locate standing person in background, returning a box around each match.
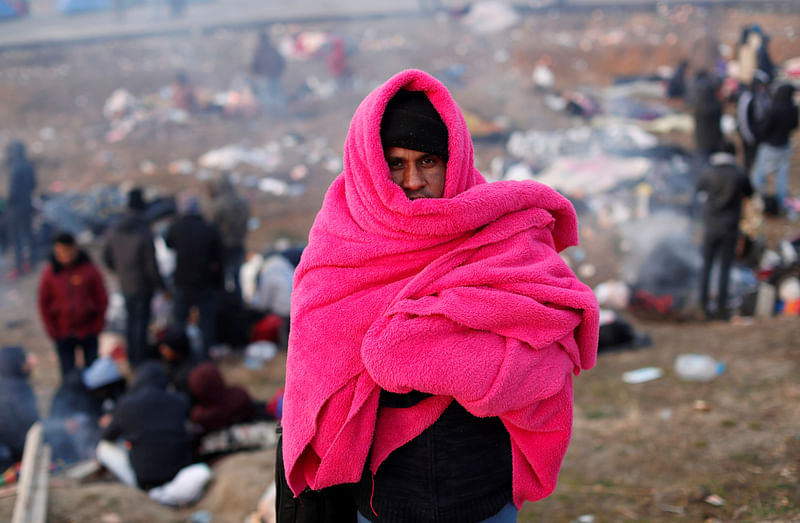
[171,72,198,113]
[692,71,723,160]
[756,33,777,85]
[737,27,760,89]
[666,60,689,101]
[4,140,36,281]
[38,232,108,379]
[696,142,753,320]
[250,28,287,118]
[751,84,799,213]
[737,71,771,174]
[103,188,165,368]
[165,195,222,360]
[206,174,249,302]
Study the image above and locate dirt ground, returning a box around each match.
[1,4,799,522]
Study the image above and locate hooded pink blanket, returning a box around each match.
[283,69,599,508]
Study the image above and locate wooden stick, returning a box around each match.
[11,422,50,523]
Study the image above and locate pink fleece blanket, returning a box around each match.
[283,69,599,508]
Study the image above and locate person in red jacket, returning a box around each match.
[187,362,254,433]
[38,232,108,379]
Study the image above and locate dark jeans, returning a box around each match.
[5,207,35,272]
[222,246,245,302]
[55,335,99,379]
[125,294,152,368]
[700,228,738,315]
[172,287,217,360]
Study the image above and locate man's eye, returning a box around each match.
[388,160,403,169]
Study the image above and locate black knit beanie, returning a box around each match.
[128,188,146,212]
[380,90,449,161]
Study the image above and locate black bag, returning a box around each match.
[275,427,357,523]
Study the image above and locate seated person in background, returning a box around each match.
[158,325,199,397]
[83,357,127,420]
[188,362,254,434]
[0,346,38,471]
[99,361,194,490]
[46,368,104,464]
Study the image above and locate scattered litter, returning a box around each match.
[462,1,520,34]
[659,408,673,421]
[168,159,195,176]
[578,263,597,279]
[244,341,278,369]
[199,144,281,172]
[622,367,663,384]
[533,63,555,90]
[290,164,309,181]
[139,160,157,175]
[189,511,212,523]
[674,354,725,382]
[693,399,711,412]
[704,494,726,507]
[574,515,595,523]
[660,505,686,515]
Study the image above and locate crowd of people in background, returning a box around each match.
[674,24,799,320]
[1,165,293,503]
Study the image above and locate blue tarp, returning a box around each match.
[0,1,20,19]
[56,0,110,14]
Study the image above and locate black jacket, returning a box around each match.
[697,153,754,233]
[102,361,193,489]
[693,77,723,156]
[758,85,799,148]
[165,214,223,291]
[356,392,512,523]
[0,347,39,469]
[103,211,164,297]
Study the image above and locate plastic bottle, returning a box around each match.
[674,354,725,382]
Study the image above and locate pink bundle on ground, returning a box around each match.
[283,69,599,508]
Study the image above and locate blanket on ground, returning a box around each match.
[282,69,599,508]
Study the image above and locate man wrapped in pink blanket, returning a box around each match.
[281,69,599,522]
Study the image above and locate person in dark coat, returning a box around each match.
[206,175,250,302]
[756,34,777,84]
[38,232,108,379]
[165,195,223,360]
[101,361,194,490]
[0,346,38,471]
[751,84,799,211]
[158,325,198,397]
[250,28,287,117]
[104,188,165,368]
[737,71,771,174]
[4,141,36,280]
[666,60,689,100]
[188,362,254,434]
[692,71,723,159]
[696,142,754,319]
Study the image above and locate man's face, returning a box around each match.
[53,243,77,266]
[385,147,446,200]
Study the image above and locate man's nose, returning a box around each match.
[402,166,424,190]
